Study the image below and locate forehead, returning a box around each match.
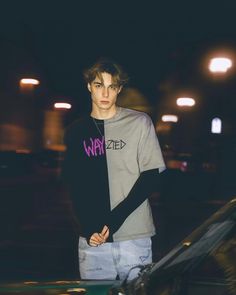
[93,72,117,85]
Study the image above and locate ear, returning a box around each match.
[87,83,91,92]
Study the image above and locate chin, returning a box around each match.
[99,105,111,110]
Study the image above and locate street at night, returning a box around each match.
[0,159,233,281]
[1,1,236,294]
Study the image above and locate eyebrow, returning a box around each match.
[93,81,118,87]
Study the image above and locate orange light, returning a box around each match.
[54,102,72,109]
[20,78,40,85]
[16,149,31,154]
[183,241,191,246]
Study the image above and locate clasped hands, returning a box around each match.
[88,225,109,247]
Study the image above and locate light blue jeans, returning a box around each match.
[78,237,152,281]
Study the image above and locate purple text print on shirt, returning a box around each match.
[83,136,105,157]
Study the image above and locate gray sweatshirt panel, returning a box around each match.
[104,107,165,241]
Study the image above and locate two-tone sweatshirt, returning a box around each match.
[61,107,165,242]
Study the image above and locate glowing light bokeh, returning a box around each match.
[20,78,40,85]
[54,102,72,109]
[211,117,222,134]
[176,97,195,107]
[209,57,232,73]
[161,114,178,122]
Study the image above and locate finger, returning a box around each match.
[89,239,104,246]
[101,225,109,239]
[95,233,106,243]
[91,233,102,241]
[89,240,99,247]
[90,233,104,243]
[89,236,102,246]
[99,234,105,243]
[104,228,109,240]
[101,225,109,236]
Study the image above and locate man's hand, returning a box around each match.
[88,225,109,247]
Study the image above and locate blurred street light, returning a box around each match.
[176,97,195,107]
[19,78,40,95]
[208,57,233,73]
[162,114,178,122]
[20,78,40,85]
[54,102,72,110]
[42,102,72,150]
[211,117,222,134]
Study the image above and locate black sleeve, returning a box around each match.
[61,126,110,242]
[106,168,160,234]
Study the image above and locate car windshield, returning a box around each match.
[124,198,236,295]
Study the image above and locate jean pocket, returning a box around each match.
[132,238,151,249]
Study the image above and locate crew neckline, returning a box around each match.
[90,106,122,122]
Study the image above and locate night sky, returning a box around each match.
[1,1,236,118]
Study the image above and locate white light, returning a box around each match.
[162,115,178,122]
[209,57,232,73]
[176,97,195,107]
[20,78,40,85]
[211,117,222,134]
[54,102,72,109]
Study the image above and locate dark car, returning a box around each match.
[123,198,236,295]
[1,198,236,294]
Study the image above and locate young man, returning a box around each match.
[62,58,165,281]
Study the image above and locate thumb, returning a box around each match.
[101,225,109,236]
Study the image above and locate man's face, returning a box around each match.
[88,72,122,113]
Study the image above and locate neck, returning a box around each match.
[91,106,118,120]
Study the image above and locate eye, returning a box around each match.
[110,85,118,91]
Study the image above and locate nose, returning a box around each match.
[102,87,109,97]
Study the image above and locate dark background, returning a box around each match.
[1,1,236,111]
[1,1,236,150]
[1,0,236,282]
